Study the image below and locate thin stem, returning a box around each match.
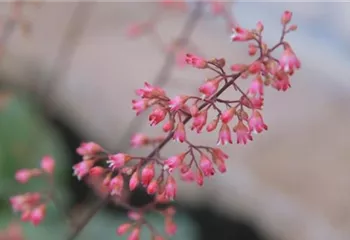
[65,196,110,240]
[0,2,20,65]
[40,2,94,113]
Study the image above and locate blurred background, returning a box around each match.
[1,1,350,240]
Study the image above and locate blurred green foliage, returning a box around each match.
[0,91,196,239]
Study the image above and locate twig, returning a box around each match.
[114,1,204,152]
[65,196,110,240]
[40,2,94,113]
[0,1,22,65]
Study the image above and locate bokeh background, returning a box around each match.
[1,1,350,240]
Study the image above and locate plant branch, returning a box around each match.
[40,2,94,113]
[65,196,110,240]
[0,2,20,65]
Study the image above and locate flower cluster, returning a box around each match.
[8,8,301,240]
[10,156,55,226]
[117,208,176,240]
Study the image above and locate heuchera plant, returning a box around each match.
[7,2,300,240]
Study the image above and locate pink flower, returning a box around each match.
[128,227,140,240]
[149,107,167,126]
[215,158,227,173]
[10,193,41,213]
[248,43,258,56]
[89,166,105,176]
[132,99,149,115]
[29,205,46,226]
[230,63,248,72]
[220,107,236,124]
[40,155,55,174]
[109,174,124,196]
[191,110,208,133]
[165,217,177,236]
[173,122,186,143]
[141,163,155,186]
[21,211,31,222]
[165,153,186,169]
[279,44,300,73]
[189,104,199,117]
[147,180,158,195]
[128,211,141,220]
[162,120,174,132]
[199,153,215,176]
[231,26,253,41]
[248,75,264,96]
[217,123,232,145]
[76,142,102,156]
[206,117,219,132]
[272,71,291,91]
[256,21,264,33]
[129,172,139,191]
[248,61,263,74]
[9,196,24,212]
[196,170,204,186]
[212,148,229,161]
[185,53,207,69]
[199,78,221,98]
[180,166,195,182]
[233,121,253,144]
[73,160,94,180]
[130,133,149,148]
[164,176,177,200]
[116,223,131,236]
[107,153,131,170]
[169,95,188,111]
[15,169,33,184]
[241,95,264,109]
[156,192,170,203]
[248,110,268,134]
[135,82,165,99]
[281,11,292,25]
